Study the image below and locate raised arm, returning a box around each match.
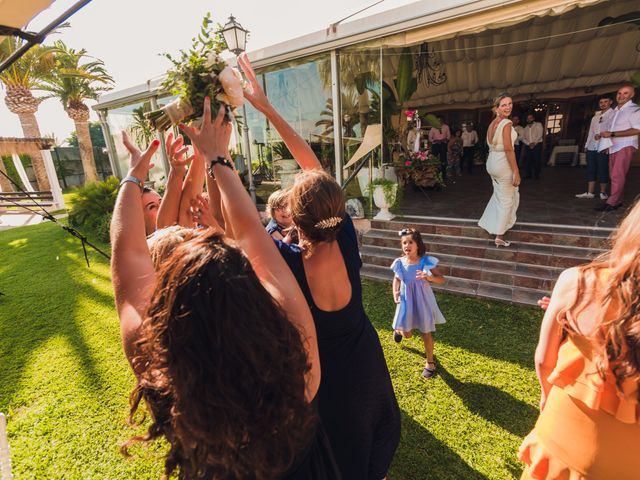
[237,53,321,171]
[110,133,159,372]
[156,132,193,229]
[180,99,320,400]
[177,146,206,227]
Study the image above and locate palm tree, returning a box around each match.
[128,106,155,149]
[317,50,380,132]
[0,38,56,191]
[43,40,113,183]
[314,91,359,137]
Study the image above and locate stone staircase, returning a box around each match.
[359,216,613,306]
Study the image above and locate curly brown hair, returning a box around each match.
[559,198,640,401]
[289,170,345,257]
[124,229,316,479]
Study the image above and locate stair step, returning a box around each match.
[363,229,601,269]
[360,264,545,307]
[371,217,612,249]
[361,245,561,291]
[359,216,609,306]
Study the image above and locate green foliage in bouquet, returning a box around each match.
[147,13,230,130]
[68,176,119,243]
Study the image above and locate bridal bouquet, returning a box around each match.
[146,13,246,131]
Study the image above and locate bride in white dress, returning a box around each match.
[478,93,521,247]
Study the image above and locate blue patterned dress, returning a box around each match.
[391,256,446,333]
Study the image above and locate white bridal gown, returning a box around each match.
[478,118,519,235]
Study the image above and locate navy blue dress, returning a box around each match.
[276,215,401,479]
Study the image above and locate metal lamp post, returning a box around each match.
[220,15,255,202]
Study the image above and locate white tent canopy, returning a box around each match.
[378,0,640,107]
[0,0,56,44]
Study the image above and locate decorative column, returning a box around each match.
[41,150,65,209]
[11,153,35,192]
[16,111,51,191]
[0,158,14,192]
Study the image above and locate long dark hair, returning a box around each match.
[559,198,640,400]
[124,230,316,479]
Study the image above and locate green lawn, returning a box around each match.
[0,221,542,479]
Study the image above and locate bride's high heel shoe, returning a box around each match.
[495,238,511,247]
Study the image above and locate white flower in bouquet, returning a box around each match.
[204,51,225,70]
[216,67,245,108]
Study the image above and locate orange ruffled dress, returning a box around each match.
[518,333,640,479]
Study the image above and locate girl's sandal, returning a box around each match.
[421,362,437,380]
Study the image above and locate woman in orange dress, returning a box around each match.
[519,199,640,479]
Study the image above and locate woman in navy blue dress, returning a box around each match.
[239,54,401,479]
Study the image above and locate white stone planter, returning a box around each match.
[372,184,397,221]
[356,166,380,196]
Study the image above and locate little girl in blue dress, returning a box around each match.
[391,228,446,379]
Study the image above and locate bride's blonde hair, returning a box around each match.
[559,199,640,400]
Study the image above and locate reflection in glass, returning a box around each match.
[336,45,382,191]
[105,101,166,185]
[248,53,334,176]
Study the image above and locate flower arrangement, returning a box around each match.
[401,149,436,168]
[396,148,444,188]
[146,13,245,131]
[405,109,418,121]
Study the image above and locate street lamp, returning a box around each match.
[221,15,256,202]
[221,15,248,55]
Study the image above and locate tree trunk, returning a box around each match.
[0,157,15,192]
[17,112,51,191]
[74,119,99,183]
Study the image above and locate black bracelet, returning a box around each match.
[207,156,233,178]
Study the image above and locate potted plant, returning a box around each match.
[367,177,398,221]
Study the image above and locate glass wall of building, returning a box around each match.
[250,53,334,176]
[338,43,383,195]
[103,100,167,185]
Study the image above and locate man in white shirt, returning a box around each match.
[521,114,544,179]
[595,83,640,211]
[461,123,479,174]
[575,96,613,200]
[512,116,525,167]
[428,116,451,180]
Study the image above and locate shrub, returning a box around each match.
[68,176,119,242]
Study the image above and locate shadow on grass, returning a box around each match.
[390,411,488,480]
[434,293,541,370]
[436,363,538,438]
[0,223,114,409]
[362,280,541,370]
